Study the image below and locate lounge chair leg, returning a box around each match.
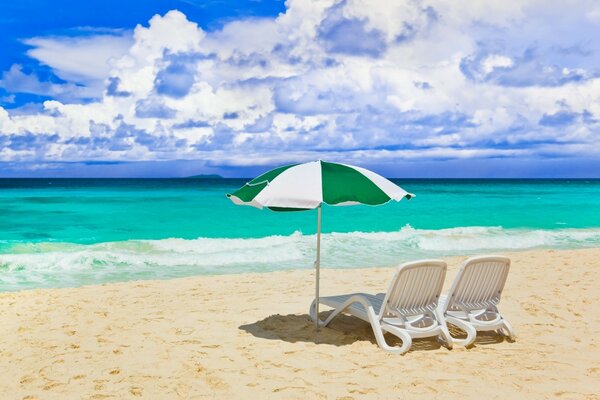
[377,322,412,355]
[310,298,356,328]
[498,319,516,341]
[445,316,477,347]
[435,309,453,349]
[309,299,325,327]
[439,325,454,349]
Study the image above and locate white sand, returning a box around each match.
[1,248,599,399]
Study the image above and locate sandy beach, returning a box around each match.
[1,247,599,399]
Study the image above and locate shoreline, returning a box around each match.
[1,247,599,399]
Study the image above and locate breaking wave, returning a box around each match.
[1,225,600,291]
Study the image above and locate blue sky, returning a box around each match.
[0,0,285,108]
[0,0,599,177]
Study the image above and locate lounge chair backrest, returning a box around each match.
[442,256,510,313]
[380,260,447,319]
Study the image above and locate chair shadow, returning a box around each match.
[240,312,512,352]
[447,323,510,347]
[239,311,444,353]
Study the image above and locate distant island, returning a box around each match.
[184,174,224,179]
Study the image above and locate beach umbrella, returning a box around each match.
[227,160,414,328]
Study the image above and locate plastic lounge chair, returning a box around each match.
[438,255,516,347]
[309,260,453,354]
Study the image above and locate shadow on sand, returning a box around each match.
[240,311,509,353]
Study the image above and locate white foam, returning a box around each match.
[1,225,600,291]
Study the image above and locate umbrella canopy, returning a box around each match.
[227,160,414,327]
[227,160,413,209]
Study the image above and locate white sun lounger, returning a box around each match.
[439,255,516,347]
[309,260,453,354]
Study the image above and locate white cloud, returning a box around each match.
[588,5,600,22]
[0,64,98,100]
[1,3,599,169]
[482,55,514,74]
[25,34,133,84]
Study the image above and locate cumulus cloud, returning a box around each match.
[0,1,599,170]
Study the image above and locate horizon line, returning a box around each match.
[2,176,600,180]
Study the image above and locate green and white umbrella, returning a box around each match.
[227,160,414,327]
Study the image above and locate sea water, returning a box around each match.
[1,178,599,291]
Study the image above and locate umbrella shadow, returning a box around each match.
[239,311,444,352]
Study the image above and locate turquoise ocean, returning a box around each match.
[1,178,600,292]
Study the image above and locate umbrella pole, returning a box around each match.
[315,204,322,329]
